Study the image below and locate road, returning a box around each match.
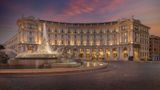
[0,61,160,90]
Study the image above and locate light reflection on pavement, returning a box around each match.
[0,61,160,90]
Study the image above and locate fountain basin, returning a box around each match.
[0,62,107,74]
[8,58,81,68]
[16,53,58,59]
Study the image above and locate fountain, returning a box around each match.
[16,23,61,59]
[14,23,80,67]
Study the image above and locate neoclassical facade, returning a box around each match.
[4,16,150,61]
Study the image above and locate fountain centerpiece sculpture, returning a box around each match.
[16,23,62,59]
[14,23,81,68]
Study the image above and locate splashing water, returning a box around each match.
[36,23,52,54]
[16,23,61,58]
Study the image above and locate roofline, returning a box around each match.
[39,20,118,25]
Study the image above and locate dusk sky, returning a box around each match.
[0,0,160,44]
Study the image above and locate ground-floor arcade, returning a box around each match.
[16,44,140,61]
[73,46,139,61]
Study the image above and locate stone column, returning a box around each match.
[130,30,134,43]
[106,49,109,62]
[96,49,99,61]
[117,47,120,61]
[104,48,107,62]
[137,48,140,61]
[126,47,129,61]
[129,45,134,58]
[89,49,92,60]
[77,49,80,59]
[25,45,27,52]
[110,48,113,61]
[84,48,86,60]
[119,47,123,61]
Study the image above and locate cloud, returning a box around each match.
[0,0,160,41]
[62,0,98,17]
[100,0,125,13]
[56,0,126,22]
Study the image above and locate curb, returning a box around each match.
[0,64,108,75]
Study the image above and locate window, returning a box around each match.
[61,29,64,33]
[55,34,57,38]
[68,30,70,33]
[29,31,32,35]
[55,29,57,33]
[55,40,57,45]
[48,28,51,32]
[61,40,64,45]
[29,37,32,42]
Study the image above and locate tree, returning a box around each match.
[0,51,9,64]
[0,45,5,50]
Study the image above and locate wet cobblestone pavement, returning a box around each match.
[0,61,160,90]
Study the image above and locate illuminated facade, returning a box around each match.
[4,16,150,61]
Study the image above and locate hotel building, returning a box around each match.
[149,35,160,61]
[4,16,150,61]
